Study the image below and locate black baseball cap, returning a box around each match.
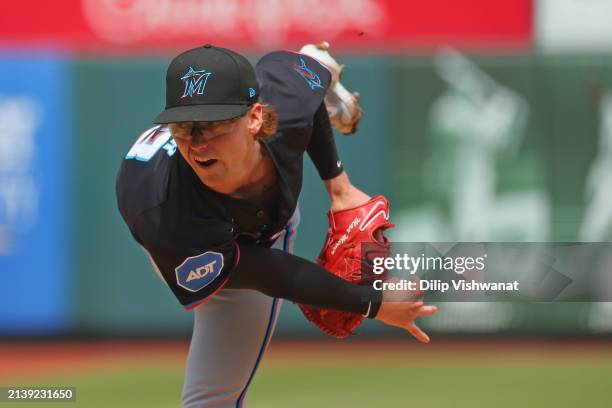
[153,44,260,124]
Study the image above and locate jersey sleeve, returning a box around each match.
[256,52,343,179]
[134,207,238,310]
[255,51,332,129]
[116,126,237,310]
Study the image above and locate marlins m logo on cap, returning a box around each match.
[181,67,212,98]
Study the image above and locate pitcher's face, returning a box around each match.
[169,104,263,190]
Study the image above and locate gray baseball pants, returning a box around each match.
[182,209,299,408]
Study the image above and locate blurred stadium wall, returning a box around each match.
[1,0,611,337]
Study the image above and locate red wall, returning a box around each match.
[1,0,532,54]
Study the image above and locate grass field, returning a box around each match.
[2,339,611,407]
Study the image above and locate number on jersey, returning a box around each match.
[126,126,177,161]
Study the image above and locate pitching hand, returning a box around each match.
[375,277,438,343]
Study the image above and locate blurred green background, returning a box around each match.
[2,0,611,339]
[69,55,612,337]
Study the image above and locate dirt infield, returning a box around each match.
[1,338,611,382]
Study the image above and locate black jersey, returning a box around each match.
[116,51,361,310]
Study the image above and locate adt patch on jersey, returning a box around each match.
[175,251,224,292]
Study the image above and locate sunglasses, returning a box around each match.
[168,114,246,142]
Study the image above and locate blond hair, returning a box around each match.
[256,103,278,140]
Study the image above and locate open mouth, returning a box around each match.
[195,158,218,168]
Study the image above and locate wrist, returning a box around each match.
[325,171,352,198]
[324,172,371,211]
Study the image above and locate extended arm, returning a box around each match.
[225,243,381,316]
[305,100,436,341]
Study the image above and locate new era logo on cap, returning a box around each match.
[153,44,260,124]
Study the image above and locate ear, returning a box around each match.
[247,103,263,137]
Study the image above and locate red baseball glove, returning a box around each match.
[298,195,394,338]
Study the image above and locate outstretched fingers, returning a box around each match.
[407,301,424,310]
[416,305,438,316]
[404,304,437,343]
[404,322,430,344]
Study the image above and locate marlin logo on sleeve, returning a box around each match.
[292,58,323,90]
[181,67,212,98]
[175,251,224,292]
